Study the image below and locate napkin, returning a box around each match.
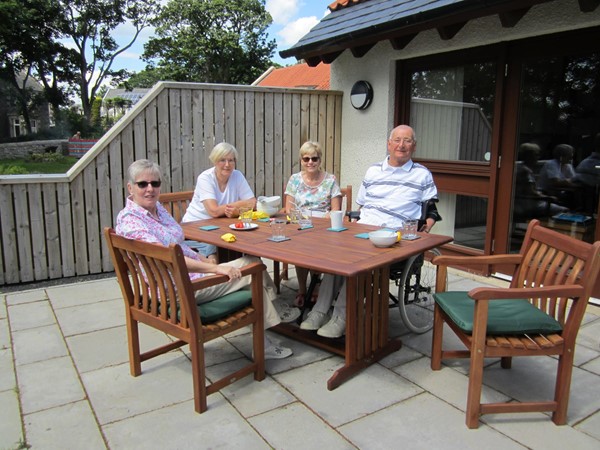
[220,233,236,242]
[354,232,369,239]
[326,227,348,232]
[199,225,219,231]
[252,211,269,220]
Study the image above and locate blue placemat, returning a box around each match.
[267,237,291,242]
[199,225,219,231]
[354,232,369,239]
[327,227,348,232]
[552,213,592,224]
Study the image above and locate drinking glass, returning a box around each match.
[298,208,312,229]
[403,219,418,239]
[271,219,287,241]
[239,207,252,225]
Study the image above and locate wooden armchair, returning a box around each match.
[104,227,265,413]
[431,219,600,428]
[158,190,194,222]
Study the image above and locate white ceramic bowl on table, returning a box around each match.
[256,204,280,217]
[368,230,398,248]
[257,195,281,217]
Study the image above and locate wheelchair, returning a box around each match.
[348,199,443,334]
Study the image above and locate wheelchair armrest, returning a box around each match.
[347,210,361,222]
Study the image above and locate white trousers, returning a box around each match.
[312,274,346,318]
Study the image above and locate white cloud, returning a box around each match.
[278,16,320,47]
[266,0,300,25]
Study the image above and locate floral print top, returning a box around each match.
[284,171,341,213]
[115,197,204,280]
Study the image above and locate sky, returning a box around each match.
[108,0,331,74]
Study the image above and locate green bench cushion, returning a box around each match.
[197,289,253,323]
[434,292,563,335]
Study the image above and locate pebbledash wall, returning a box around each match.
[329,0,600,240]
[0,140,68,159]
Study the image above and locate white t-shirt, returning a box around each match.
[181,168,254,222]
[356,157,437,228]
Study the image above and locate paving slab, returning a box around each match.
[24,400,107,450]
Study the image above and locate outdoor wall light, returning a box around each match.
[350,80,373,110]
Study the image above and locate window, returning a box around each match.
[409,62,496,162]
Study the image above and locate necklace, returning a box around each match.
[303,171,323,187]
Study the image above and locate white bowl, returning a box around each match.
[368,230,398,248]
[258,195,281,207]
[256,203,280,217]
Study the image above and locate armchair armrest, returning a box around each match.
[190,262,266,291]
[469,284,584,301]
[432,254,523,268]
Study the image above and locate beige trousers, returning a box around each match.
[194,255,280,329]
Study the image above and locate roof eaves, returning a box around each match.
[280,0,556,64]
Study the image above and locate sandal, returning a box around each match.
[294,293,305,307]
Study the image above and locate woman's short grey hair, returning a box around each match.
[299,141,322,159]
[209,142,239,164]
[127,159,161,184]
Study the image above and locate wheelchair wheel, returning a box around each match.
[396,248,441,334]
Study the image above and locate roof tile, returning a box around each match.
[328,0,369,12]
[255,63,330,90]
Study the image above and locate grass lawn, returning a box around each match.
[0,156,79,174]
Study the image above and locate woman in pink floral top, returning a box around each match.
[115,160,299,359]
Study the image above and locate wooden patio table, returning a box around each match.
[182,216,452,390]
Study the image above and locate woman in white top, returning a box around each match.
[182,142,256,258]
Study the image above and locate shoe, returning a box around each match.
[317,315,346,338]
[265,343,293,359]
[300,310,328,330]
[276,302,301,323]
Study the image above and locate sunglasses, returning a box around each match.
[301,156,320,163]
[134,180,161,188]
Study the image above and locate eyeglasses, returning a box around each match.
[134,180,161,188]
[301,156,320,163]
[217,158,236,165]
[390,137,415,145]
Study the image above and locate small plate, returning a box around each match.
[229,223,259,231]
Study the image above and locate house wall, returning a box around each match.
[330,0,600,214]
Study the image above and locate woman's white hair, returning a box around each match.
[209,142,239,164]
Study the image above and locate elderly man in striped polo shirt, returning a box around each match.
[299,125,440,338]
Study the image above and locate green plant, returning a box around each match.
[29,152,65,163]
[0,165,29,175]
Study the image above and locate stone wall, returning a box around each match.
[0,140,69,159]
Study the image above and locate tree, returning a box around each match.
[0,0,66,133]
[57,0,161,123]
[143,0,275,85]
[120,67,173,89]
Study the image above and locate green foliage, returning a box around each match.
[121,67,171,89]
[29,152,65,163]
[144,0,275,85]
[0,156,78,174]
[0,164,29,175]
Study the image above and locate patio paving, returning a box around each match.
[1,263,600,449]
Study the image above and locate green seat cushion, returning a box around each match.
[434,291,562,335]
[197,289,253,323]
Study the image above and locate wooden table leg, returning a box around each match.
[327,267,403,390]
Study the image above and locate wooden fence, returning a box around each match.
[0,82,343,286]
